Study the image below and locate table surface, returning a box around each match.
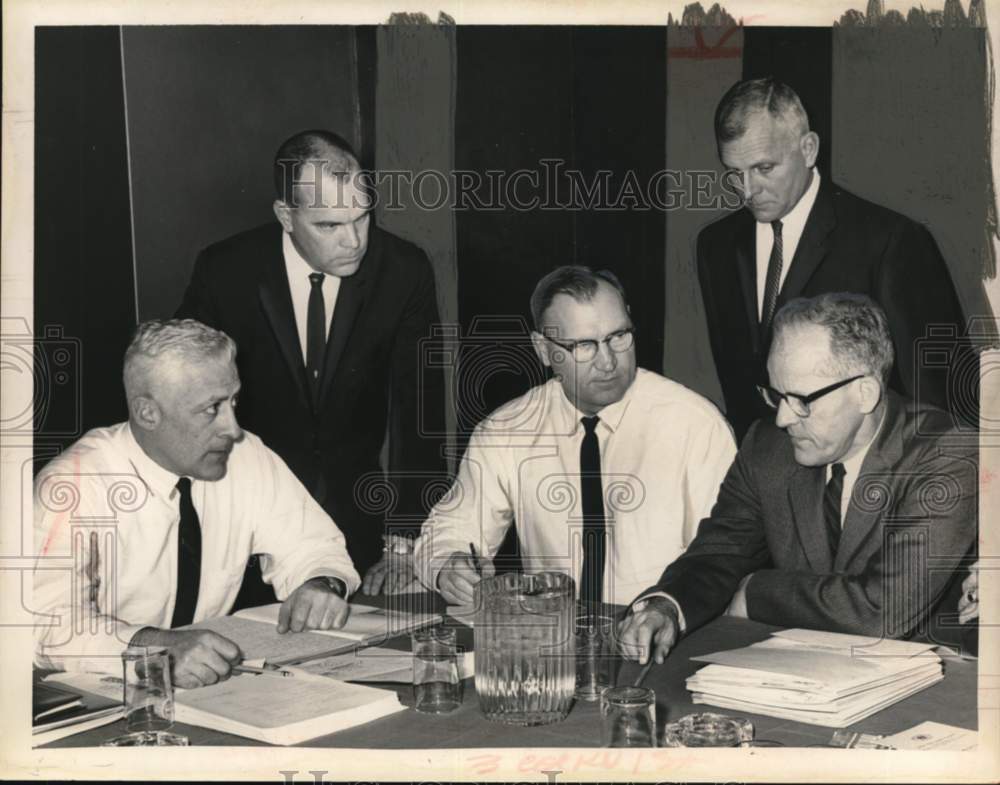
[41,594,977,749]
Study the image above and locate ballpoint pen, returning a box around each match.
[232,663,294,677]
[468,542,483,576]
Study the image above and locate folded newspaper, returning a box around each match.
[686,628,944,727]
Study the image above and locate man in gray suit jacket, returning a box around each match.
[620,293,977,664]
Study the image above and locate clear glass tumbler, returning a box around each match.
[601,686,657,747]
[103,646,188,746]
[575,613,617,702]
[412,626,462,714]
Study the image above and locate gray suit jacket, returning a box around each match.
[645,390,977,640]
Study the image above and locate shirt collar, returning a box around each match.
[551,374,635,435]
[770,168,821,236]
[123,422,184,501]
[282,231,320,279]
[840,404,887,479]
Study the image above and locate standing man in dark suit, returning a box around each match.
[698,77,973,443]
[619,293,977,662]
[177,130,446,601]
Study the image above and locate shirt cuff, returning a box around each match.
[631,592,687,634]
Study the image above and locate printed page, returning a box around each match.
[185,615,356,664]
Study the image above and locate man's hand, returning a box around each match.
[278,577,350,633]
[958,560,980,625]
[437,550,495,605]
[617,596,680,665]
[362,553,421,595]
[130,627,241,689]
[725,574,753,618]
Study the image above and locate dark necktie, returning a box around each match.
[306,272,326,403]
[823,462,847,556]
[760,219,784,337]
[171,477,202,628]
[579,416,606,611]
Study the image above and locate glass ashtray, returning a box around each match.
[102,730,189,747]
[662,712,754,747]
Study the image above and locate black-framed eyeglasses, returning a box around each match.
[544,327,636,363]
[756,375,864,418]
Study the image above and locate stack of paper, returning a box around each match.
[174,671,405,745]
[686,629,944,727]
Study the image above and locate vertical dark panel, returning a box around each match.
[122,26,359,321]
[742,28,833,177]
[34,27,135,466]
[355,25,378,171]
[572,28,666,375]
[455,27,575,434]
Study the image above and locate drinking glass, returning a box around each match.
[103,646,188,746]
[600,686,657,747]
[412,626,462,714]
[575,613,617,701]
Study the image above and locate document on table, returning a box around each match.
[234,602,442,643]
[185,614,357,665]
[290,645,475,683]
[881,721,978,751]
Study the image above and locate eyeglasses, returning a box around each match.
[756,375,864,418]
[544,328,636,363]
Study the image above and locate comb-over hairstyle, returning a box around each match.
[772,292,894,385]
[273,129,359,207]
[530,265,628,331]
[715,77,811,145]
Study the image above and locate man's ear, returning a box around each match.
[800,131,820,169]
[531,331,552,368]
[272,200,294,233]
[130,395,162,432]
[857,376,882,415]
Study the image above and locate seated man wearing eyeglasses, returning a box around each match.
[619,292,977,664]
[413,265,737,609]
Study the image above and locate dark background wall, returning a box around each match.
[121,26,360,323]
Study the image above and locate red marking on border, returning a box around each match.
[982,467,996,490]
[668,25,742,60]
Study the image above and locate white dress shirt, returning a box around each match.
[33,422,360,672]
[754,169,821,319]
[828,406,887,526]
[414,369,737,606]
[283,232,341,362]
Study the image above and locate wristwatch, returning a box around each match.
[382,535,414,556]
[312,575,347,597]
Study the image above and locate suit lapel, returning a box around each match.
[257,242,312,413]
[836,394,907,570]
[787,464,834,573]
[318,230,378,404]
[733,212,760,354]
[776,177,836,308]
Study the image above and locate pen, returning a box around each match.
[233,664,294,677]
[469,542,483,576]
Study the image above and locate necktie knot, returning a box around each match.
[771,219,783,238]
[830,462,846,482]
[582,415,600,436]
[176,476,192,498]
[309,272,325,288]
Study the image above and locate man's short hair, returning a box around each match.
[123,319,236,400]
[273,129,358,207]
[772,293,894,385]
[530,265,628,331]
[715,77,811,145]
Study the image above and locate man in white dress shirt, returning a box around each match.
[414,266,736,609]
[33,319,360,687]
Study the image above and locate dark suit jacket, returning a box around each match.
[177,222,447,577]
[698,178,974,442]
[645,391,977,642]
